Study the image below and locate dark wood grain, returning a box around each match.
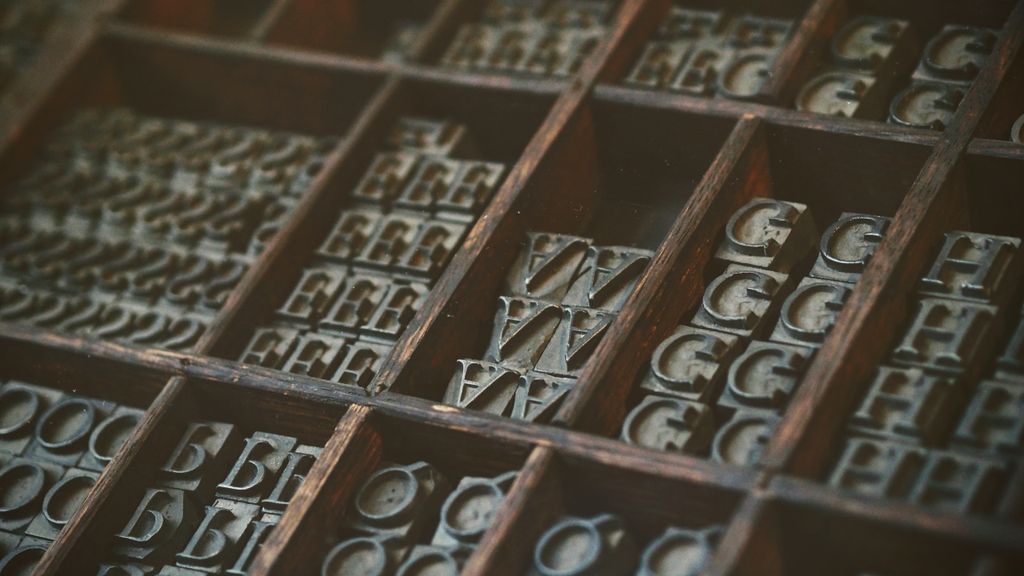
[249,404,381,576]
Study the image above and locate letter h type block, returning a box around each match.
[891,298,998,376]
[848,366,963,446]
[917,231,1023,305]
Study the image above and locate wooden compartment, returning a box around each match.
[726,479,1024,576]
[2,1,1023,575]
[567,118,932,447]
[386,98,734,406]
[258,408,534,575]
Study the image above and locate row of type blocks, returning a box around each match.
[623,7,793,100]
[439,0,612,78]
[320,462,515,575]
[830,229,1024,515]
[0,108,335,349]
[238,117,506,389]
[528,514,722,576]
[0,380,144,569]
[619,198,890,465]
[99,423,322,574]
[441,231,654,421]
[794,17,996,130]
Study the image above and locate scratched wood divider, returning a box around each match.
[0,0,1021,574]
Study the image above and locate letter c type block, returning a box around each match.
[531,514,637,576]
[432,471,517,548]
[637,525,722,576]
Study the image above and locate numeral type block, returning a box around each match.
[849,366,963,446]
[711,411,779,467]
[950,379,1024,457]
[691,264,790,338]
[621,396,716,455]
[810,213,890,283]
[640,325,742,403]
[718,341,811,412]
[714,198,817,272]
[530,514,637,576]
[891,298,998,375]
[431,471,517,548]
[770,277,852,347]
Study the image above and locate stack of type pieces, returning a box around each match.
[793,15,997,129]
[99,420,322,573]
[443,232,654,422]
[320,462,517,574]
[0,108,334,350]
[620,198,891,468]
[440,0,613,78]
[830,228,1024,515]
[623,7,793,100]
[0,379,143,567]
[240,117,505,389]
